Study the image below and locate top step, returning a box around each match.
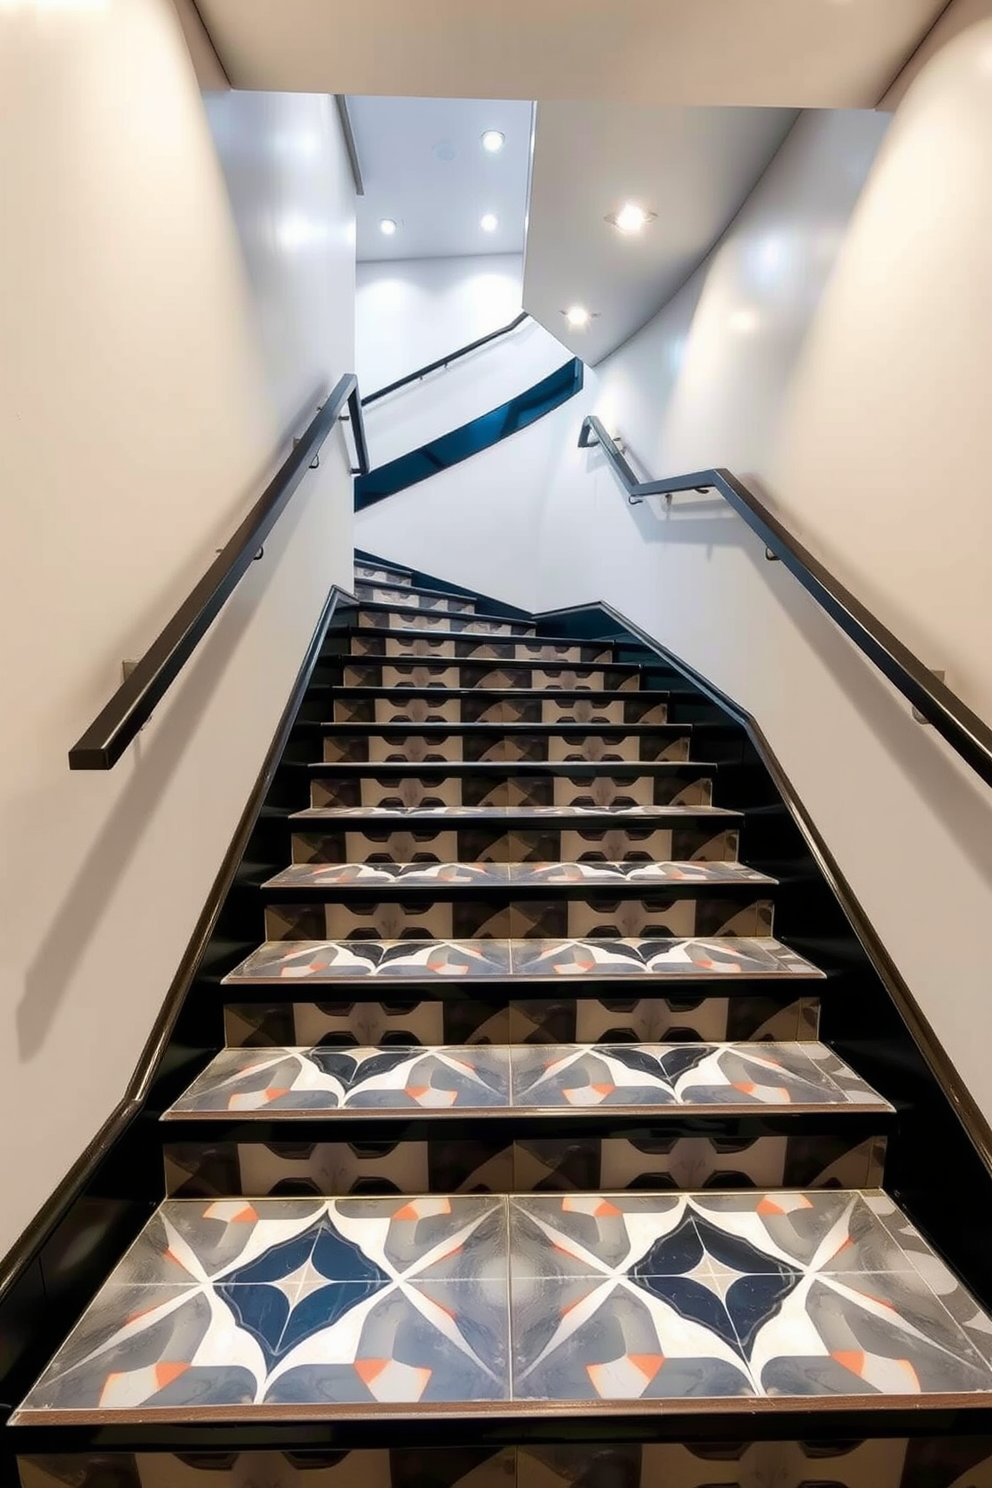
[354,562,413,587]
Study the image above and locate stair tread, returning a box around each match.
[163,1040,890,1120]
[291,804,738,820]
[15,1188,992,1424]
[223,935,823,984]
[264,860,776,890]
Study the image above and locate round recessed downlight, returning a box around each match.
[379,218,398,236]
[481,130,506,153]
[608,202,656,235]
[564,305,591,328]
[481,213,498,232]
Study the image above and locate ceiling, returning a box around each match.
[195,0,949,108]
[524,103,798,365]
[348,97,532,262]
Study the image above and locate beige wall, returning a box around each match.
[0,0,355,1258]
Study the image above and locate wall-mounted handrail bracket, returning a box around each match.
[578,412,992,790]
[68,375,370,770]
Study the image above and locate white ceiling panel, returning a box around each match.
[523,103,798,365]
[349,96,532,261]
[196,0,948,108]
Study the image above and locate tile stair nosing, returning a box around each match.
[161,1039,893,1123]
[221,934,827,986]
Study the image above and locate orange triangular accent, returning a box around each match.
[861,1292,897,1311]
[155,1362,190,1389]
[394,1203,419,1220]
[757,1197,784,1216]
[163,1247,185,1268]
[732,1082,757,1095]
[231,1205,259,1223]
[595,1200,622,1216]
[831,1236,855,1257]
[629,1353,664,1381]
[833,1350,866,1377]
[591,1084,616,1096]
[263,1090,290,1104]
[355,1358,389,1385]
[406,1086,430,1098]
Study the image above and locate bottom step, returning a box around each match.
[13,1189,992,1424]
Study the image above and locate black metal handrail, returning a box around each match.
[69,375,369,770]
[579,414,992,790]
[361,311,529,406]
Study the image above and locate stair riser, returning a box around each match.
[290,824,742,866]
[223,993,821,1047]
[163,1130,887,1200]
[309,769,714,811]
[354,565,413,585]
[332,694,670,724]
[336,664,641,690]
[322,731,690,763]
[22,1433,992,1488]
[263,894,774,942]
[354,584,476,612]
[18,1430,992,1484]
[357,609,536,635]
[344,638,617,663]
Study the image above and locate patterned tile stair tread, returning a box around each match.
[222,937,824,984]
[163,1040,891,1119]
[15,1189,992,1422]
[291,805,741,820]
[264,861,777,890]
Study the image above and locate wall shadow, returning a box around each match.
[15,420,330,1061]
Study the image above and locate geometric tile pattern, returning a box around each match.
[357,609,536,636]
[223,936,825,985]
[221,992,821,1051]
[307,765,715,811]
[164,1041,891,1119]
[320,728,691,764]
[164,1131,888,1202]
[15,1191,992,1421]
[332,692,670,725]
[264,860,776,890]
[19,1439,992,1487]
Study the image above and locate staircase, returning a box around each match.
[13,556,992,1486]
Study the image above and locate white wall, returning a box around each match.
[360,48,992,1123]
[0,0,355,1259]
[357,253,571,466]
[357,253,524,390]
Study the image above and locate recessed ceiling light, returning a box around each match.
[480,213,498,233]
[481,130,506,153]
[564,305,592,329]
[379,218,397,236]
[607,202,657,235]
